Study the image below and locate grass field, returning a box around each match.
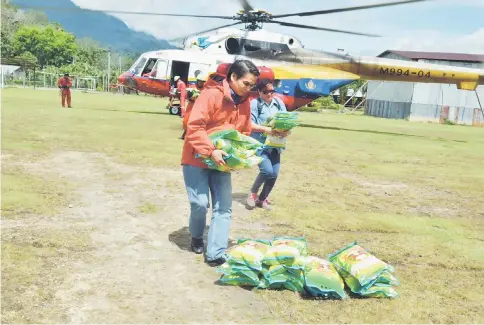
[2,88,484,323]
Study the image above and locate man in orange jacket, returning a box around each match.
[174,76,187,117]
[180,73,207,140]
[57,73,72,108]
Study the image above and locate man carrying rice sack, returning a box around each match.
[246,79,290,211]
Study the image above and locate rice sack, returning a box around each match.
[300,256,347,299]
[358,284,399,298]
[218,273,260,287]
[226,238,271,271]
[263,112,300,150]
[197,129,264,172]
[262,245,301,266]
[272,236,308,256]
[328,242,396,293]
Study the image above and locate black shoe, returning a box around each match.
[206,257,226,267]
[191,238,204,254]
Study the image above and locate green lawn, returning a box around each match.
[2,88,484,323]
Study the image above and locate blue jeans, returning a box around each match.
[250,149,281,201]
[182,164,232,261]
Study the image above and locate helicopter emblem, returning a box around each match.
[306,79,316,90]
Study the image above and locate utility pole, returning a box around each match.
[107,47,111,92]
[119,56,122,75]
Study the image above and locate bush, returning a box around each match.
[298,105,321,112]
[314,96,342,110]
[297,96,344,113]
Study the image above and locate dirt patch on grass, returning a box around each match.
[2,151,280,323]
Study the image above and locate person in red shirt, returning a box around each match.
[181,60,260,267]
[57,73,72,108]
[175,76,187,117]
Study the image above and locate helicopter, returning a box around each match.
[110,0,484,115]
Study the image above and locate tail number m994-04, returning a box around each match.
[380,67,431,78]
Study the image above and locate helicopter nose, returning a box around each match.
[118,73,126,84]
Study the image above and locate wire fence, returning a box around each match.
[0,67,130,94]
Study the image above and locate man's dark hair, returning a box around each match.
[256,78,273,91]
[227,59,260,81]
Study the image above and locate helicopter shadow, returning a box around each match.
[299,123,467,143]
[75,106,170,116]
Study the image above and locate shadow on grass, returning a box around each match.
[77,106,172,116]
[168,226,237,253]
[299,123,467,143]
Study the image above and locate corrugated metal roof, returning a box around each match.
[379,50,484,63]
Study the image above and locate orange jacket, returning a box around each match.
[181,76,252,168]
[57,77,72,90]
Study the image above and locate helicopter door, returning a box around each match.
[150,59,170,80]
[188,62,211,82]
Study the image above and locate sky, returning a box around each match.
[72,0,484,56]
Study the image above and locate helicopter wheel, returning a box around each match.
[169,105,181,116]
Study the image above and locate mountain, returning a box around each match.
[11,0,176,54]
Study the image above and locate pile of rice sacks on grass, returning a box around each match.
[263,112,300,149]
[328,241,400,298]
[216,236,347,299]
[216,238,399,299]
[198,129,264,172]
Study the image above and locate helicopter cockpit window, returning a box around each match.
[140,58,158,76]
[130,57,147,76]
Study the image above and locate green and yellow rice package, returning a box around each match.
[197,129,264,172]
[358,285,399,298]
[375,270,400,286]
[226,238,271,271]
[328,242,396,292]
[263,112,300,150]
[262,245,301,266]
[216,262,260,283]
[273,236,308,256]
[219,273,260,287]
[283,275,306,293]
[300,256,348,299]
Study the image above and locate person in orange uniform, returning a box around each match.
[181,60,260,267]
[180,73,207,140]
[57,73,72,108]
[174,76,187,117]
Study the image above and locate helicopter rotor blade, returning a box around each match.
[268,20,381,37]
[272,0,429,18]
[13,5,236,19]
[238,0,254,12]
[168,22,243,42]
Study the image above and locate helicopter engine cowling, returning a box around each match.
[211,62,303,109]
[214,63,274,81]
[225,38,241,55]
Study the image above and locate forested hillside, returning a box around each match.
[1,0,143,89]
[10,0,175,53]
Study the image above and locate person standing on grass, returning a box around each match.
[246,79,289,211]
[180,73,207,140]
[181,60,260,267]
[175,76,188,118]
[57,73,72,108]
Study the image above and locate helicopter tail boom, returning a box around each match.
[328,56,484,91]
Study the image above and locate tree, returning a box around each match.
[12,24,78,68]
[75,37,107,69]
[1,0,22,58]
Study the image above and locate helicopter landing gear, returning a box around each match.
[168,104,181,116]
